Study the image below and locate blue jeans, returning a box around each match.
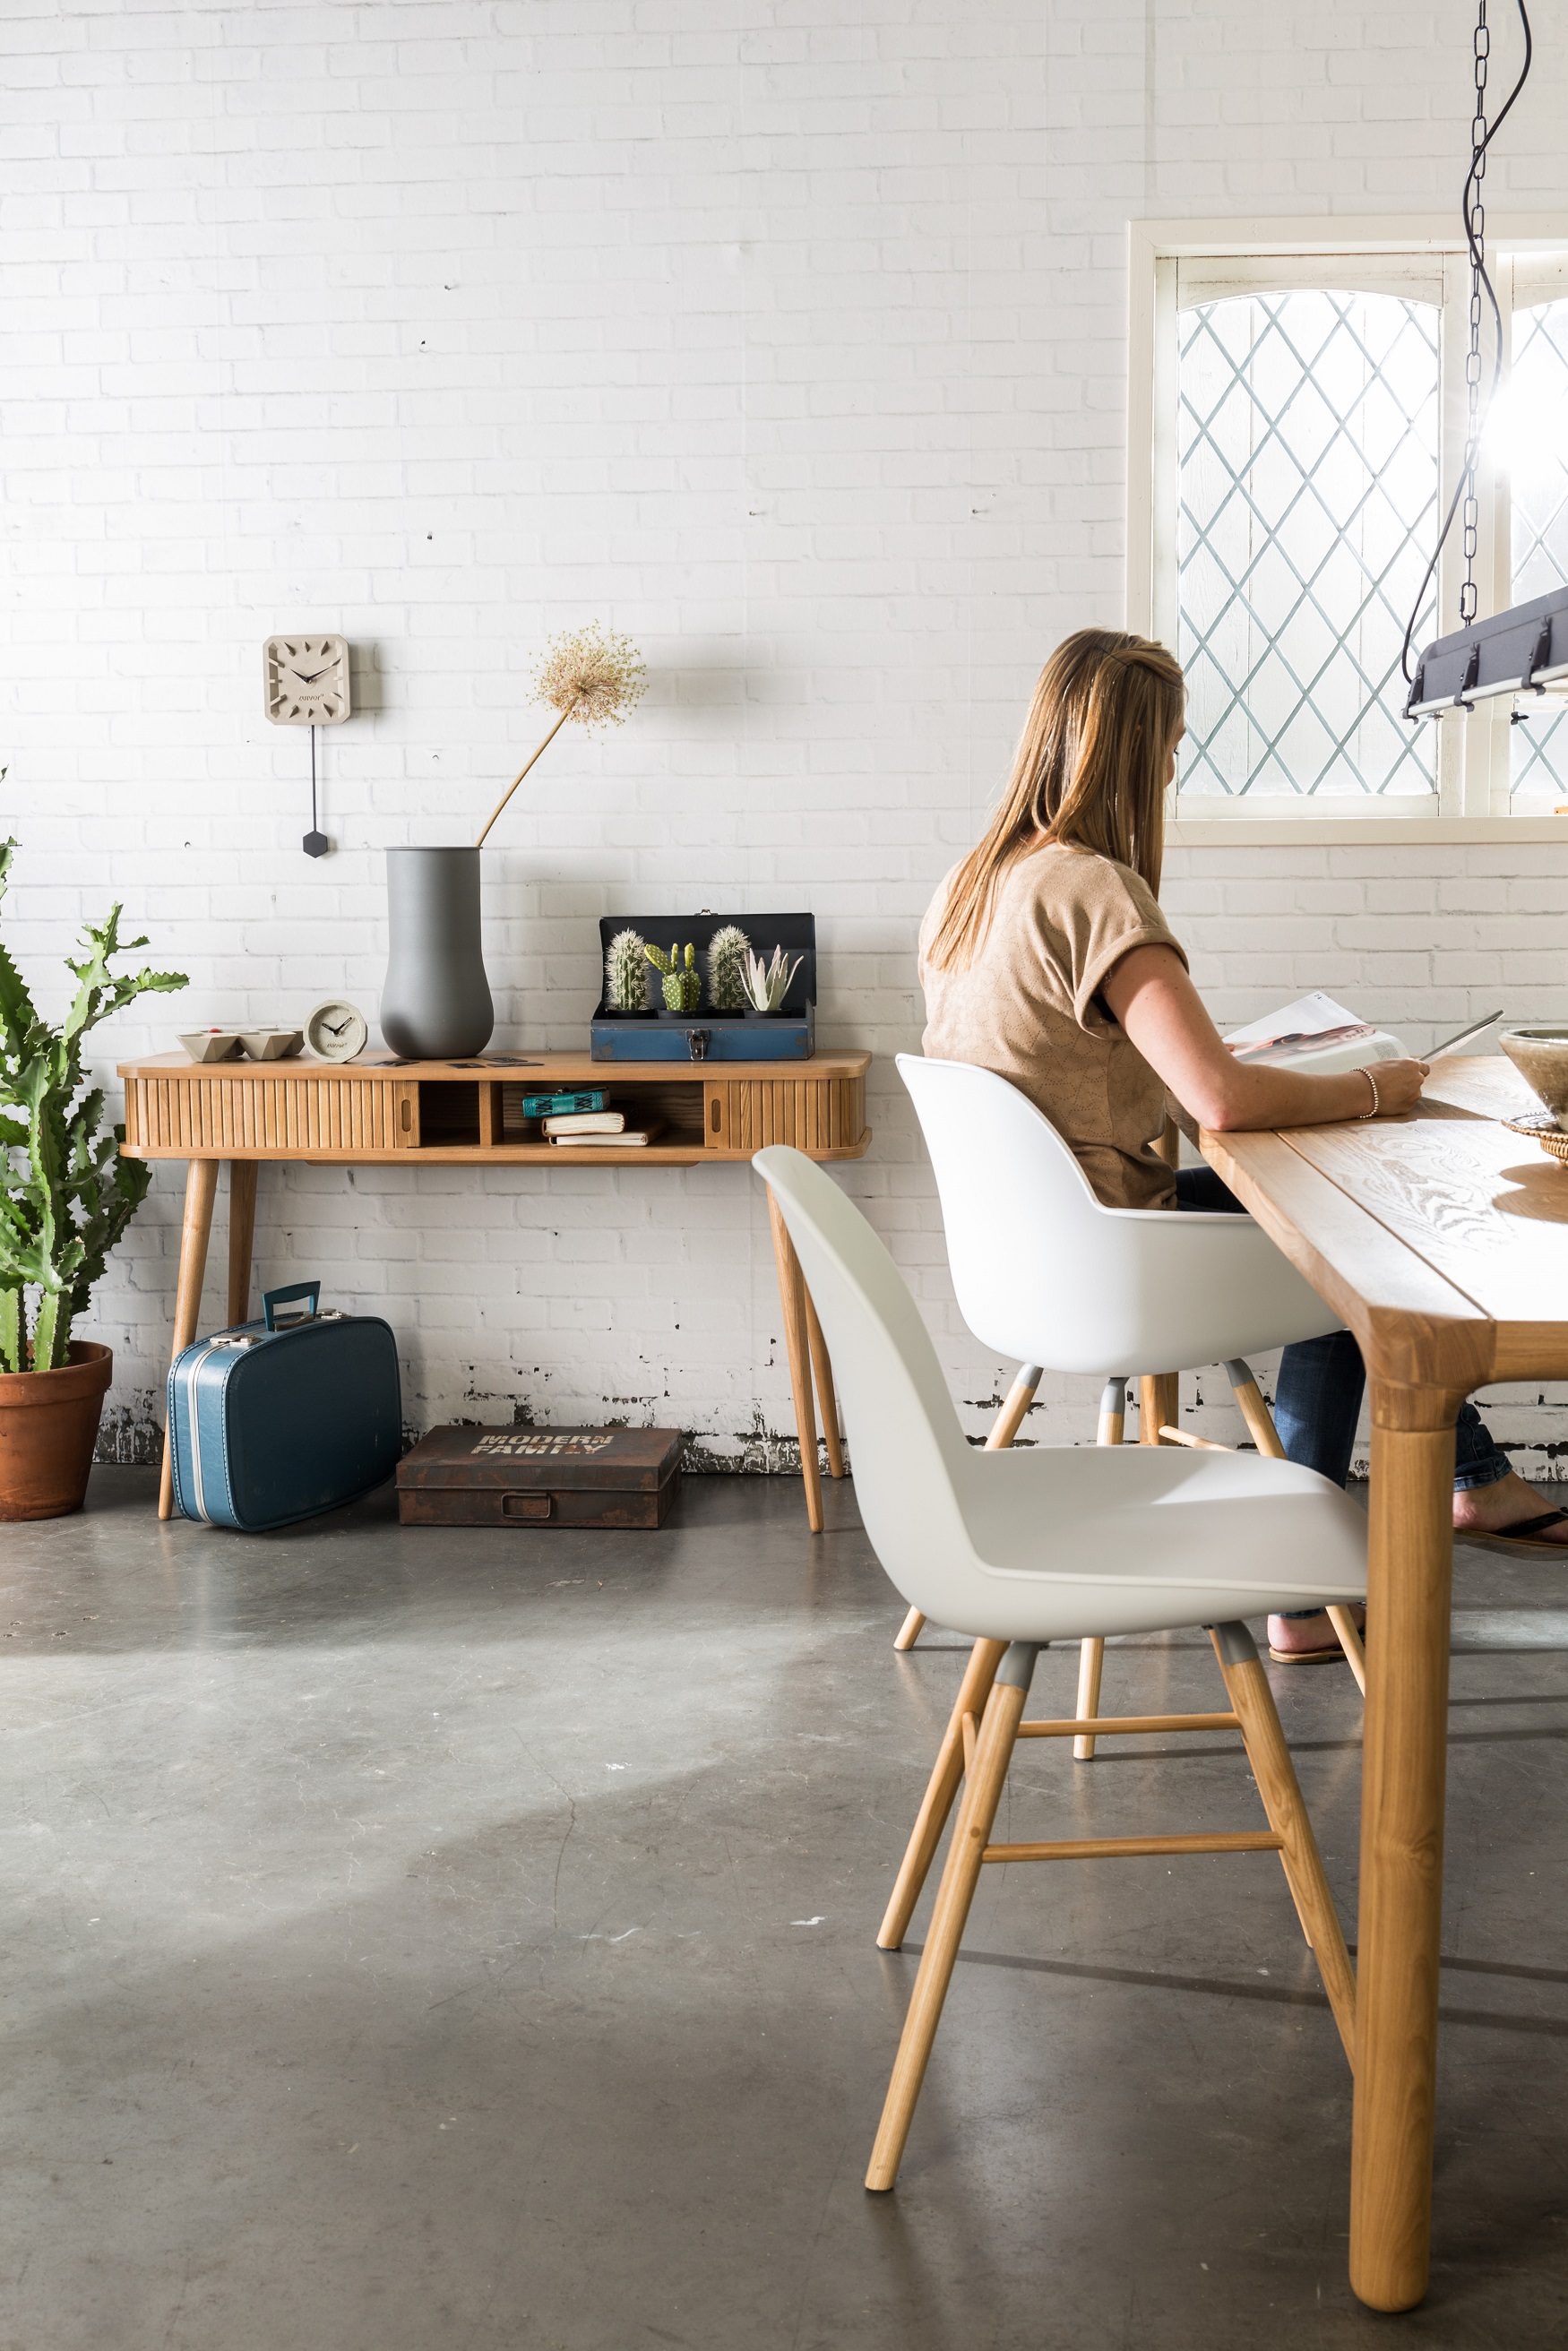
[1174,1163,1510,1499]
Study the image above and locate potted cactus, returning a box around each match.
[706,925,751,1012]
[0,839,187,1519]
[604,926,650,1013]
[645,942,702,1017]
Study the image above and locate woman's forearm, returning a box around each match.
[1194,1055,1379,1132]
[1102,943,1427,1131]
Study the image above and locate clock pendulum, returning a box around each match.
[305,726,326,859]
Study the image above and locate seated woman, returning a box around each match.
[919,625,1568,1665]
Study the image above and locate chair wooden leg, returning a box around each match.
[1224,1358,1286,1459]
[1226,1359,1366,1699]
[1139,1372,1179,1443]
[986,1365,1041,1451]
[1074,1377,1126,1760]
[878,1637,1009,1950]
[1327,1603,1368,1696]
[768,1193,823,1534]
[892,1606,926,1652]
[866,1649,1033,2189]
[157,1158,220,1521]
[804,1290,845,1482]
[1073,1638,1107,1763]
[1210,1623,1357,2067]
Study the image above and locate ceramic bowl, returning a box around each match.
[237,1029,304,1061]
[177,1029,243,1064]
[1498,1026,1568,1132]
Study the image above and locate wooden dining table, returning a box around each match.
[1199,1054,1567,2312]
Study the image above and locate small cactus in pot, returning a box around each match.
[706,925,751,1012]
[645,941,702,1014]
[605,926,649,1012]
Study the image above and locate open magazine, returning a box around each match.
[1223,992,1406,1075]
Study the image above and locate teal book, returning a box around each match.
[519,1088,608,1118]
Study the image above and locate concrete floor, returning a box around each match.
[3,1471,1566,2350]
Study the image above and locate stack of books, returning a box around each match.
[504,1087,663,1149]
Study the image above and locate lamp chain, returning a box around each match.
[1460,1,1491,625]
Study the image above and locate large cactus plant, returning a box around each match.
[705,925,751,1012]
[0,838,186,1374]
[604,926,648,1012]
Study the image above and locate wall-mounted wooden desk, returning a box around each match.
[118,1050,872,1525]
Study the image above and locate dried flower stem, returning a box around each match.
[475,704,577,848]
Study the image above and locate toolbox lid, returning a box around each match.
[397,1425,684,1492]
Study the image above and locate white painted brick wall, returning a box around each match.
[4,2,1567,1475]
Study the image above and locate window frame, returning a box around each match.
[1128,216,1568,844]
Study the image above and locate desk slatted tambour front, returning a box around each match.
[118,1049,872,1525]
[122,1052,870,1167]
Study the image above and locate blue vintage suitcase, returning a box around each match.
[168,1282,402,1531]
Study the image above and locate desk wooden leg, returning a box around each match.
[1349,1387,1459,2312]
[228,1160,258,1327]
[804,1290,845,1481]
[157,1158,220,1522]
[768,1193,823,1535]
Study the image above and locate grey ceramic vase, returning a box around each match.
[380,847,495,1059]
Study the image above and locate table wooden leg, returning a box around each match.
[804,1289,845,1481]
[227,1160,258,1327]
[157,1158,220,1522]
[768,1192,823,1535]
[1349,1384,1460,2312]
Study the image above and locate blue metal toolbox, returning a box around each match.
[590,912,816,1063]
[168,1282,402,1531]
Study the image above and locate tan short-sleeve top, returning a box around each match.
[918,843,1187,1210]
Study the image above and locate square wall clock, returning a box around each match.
[263,634,351,726]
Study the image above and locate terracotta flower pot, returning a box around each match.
[0,1342,114,1521]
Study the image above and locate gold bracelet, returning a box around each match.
[1357,1065,1381,1120]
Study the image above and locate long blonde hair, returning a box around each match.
[926,628,1185,972]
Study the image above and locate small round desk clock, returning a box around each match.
[305,999,368,1063]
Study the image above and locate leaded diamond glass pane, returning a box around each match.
[1176,291,1440,797]
[1509,301,1568,802]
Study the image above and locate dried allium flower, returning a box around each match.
[531,622,647,734]
[476,622,647,845]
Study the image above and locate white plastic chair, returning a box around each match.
[896,1052,1364,1718]
[753,1145,1365,2191]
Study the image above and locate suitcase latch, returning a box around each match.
[502,1492,554,1520]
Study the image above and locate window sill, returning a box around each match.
[1170,805,1568,847]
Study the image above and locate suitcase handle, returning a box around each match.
[502,1492,554,1520]
[263,1280,322,1331]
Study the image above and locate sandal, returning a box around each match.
[1461,1506,1568,1558]
[1267,1605,1365,1666]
